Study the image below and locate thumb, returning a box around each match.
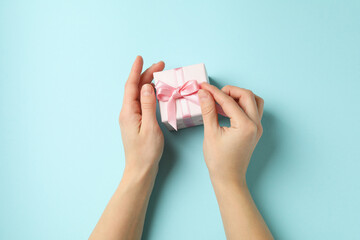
[198,89,219,134]
[140,84,158,130]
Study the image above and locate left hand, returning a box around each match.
[119,56,165,173]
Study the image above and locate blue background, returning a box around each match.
[1,0,359,239]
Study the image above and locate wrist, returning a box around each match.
[125,154,159,173]
[113,161,158,212]
[122,161,158,185]
[209,171,248,190]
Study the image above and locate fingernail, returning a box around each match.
[142,84,153,96]
[198,89,209,100]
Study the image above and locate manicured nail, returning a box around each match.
[142,84,153,96]
[198,89,209,100]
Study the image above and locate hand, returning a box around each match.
[119,56,165,173]
[198,84,272,239]
[90,57,166,240]
[198,83,264,184]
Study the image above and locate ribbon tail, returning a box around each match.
[215,104,227,117]
[167,97,178,131]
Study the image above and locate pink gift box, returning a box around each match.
[153,63,209,131]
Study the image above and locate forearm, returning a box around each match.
[211,176,273,240]
[90,165,158,240]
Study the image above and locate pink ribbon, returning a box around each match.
[155,80,227,131]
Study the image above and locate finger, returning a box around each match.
[123,56,144,107]
[140,84,158,131]
[198,89,219,135]
[201,83,248,128]
[139,61,165,88]
[221,85,260,124]
[254,95,264,119]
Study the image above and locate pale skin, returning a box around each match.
[89,56,273,240]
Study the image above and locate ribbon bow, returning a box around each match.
[155,80,227,131]
[156,80,200,130]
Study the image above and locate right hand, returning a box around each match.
[198,83,264,184]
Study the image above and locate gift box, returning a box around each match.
[153,63,209,131]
